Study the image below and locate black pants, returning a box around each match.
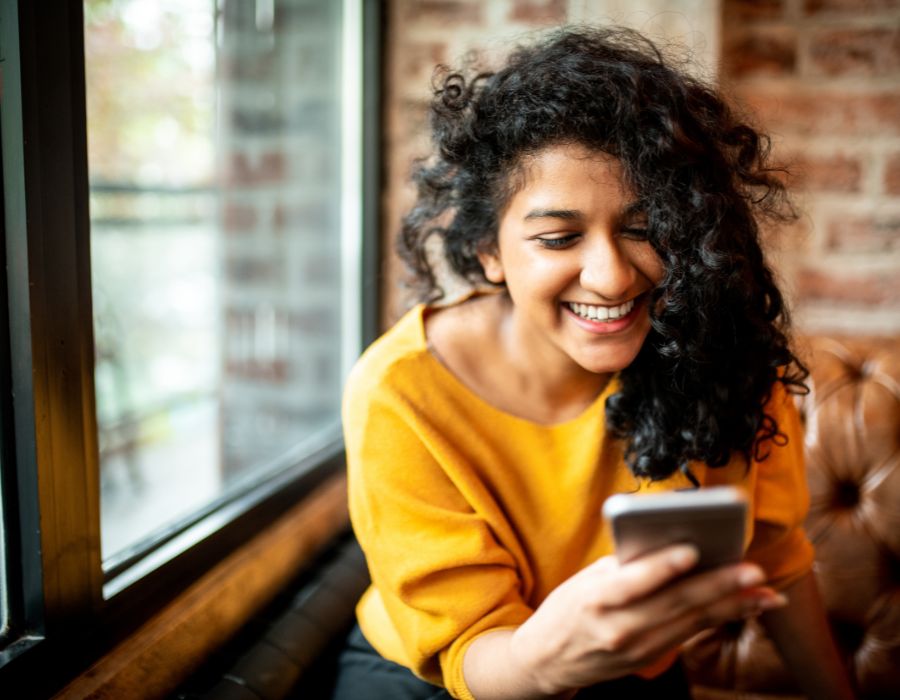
[331,624,693,699]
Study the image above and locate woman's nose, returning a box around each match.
[578,237,637,300]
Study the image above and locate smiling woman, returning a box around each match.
[338,26,855,700]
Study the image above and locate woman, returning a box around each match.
[335,27,854,700]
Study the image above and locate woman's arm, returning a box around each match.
[760,570,856,700]
[462,629,575,700]
[463,545,786,699]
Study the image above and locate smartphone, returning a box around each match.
[602,486,748,572]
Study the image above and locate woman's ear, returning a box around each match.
[477,248,505,284]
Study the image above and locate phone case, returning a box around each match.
[602,486,748,571]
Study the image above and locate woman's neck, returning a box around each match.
[426,293,611,425]
[496,294,612,421]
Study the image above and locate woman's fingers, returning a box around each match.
[590,543,770,616]
[583,548,776,659]
[519,550,784,689]
[627,561,766,626]
[623,585,788,664]
[589,544,700,608]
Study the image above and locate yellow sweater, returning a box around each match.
[343,302,814,700]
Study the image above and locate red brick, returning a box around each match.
[399,42,448,82]
[724,29,797,78]
[787,153,862,193]
[224,359,287,383]
[736,90,900,137]
[507,0,567,24]
[795,267,900,304]
[225,257,283,284]
[222,202,258,232]
[402,1,483,25]
[272,203,287,231]
[825,215,900,252]
[219,52,275,81]
[805,0,900,14]
[396,97,431,138]
[809,28,900,78]
[761,215,812,253]
[227,152,288,186]
[723,0,785,22]
[885,153,900,194]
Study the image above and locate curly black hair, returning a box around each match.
[398,26,808,483]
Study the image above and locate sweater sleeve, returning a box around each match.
[343,368,533,699]
[744,382,816,589]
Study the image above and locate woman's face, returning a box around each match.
[479,143,664,377]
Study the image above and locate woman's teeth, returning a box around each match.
[568,298,635,322]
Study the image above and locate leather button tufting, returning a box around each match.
[833,480,861,508]
[683,335,900,698]
[843,362,864,381]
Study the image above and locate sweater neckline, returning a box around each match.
[411,301,618,430]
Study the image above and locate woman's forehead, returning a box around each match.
[509,143,635,205]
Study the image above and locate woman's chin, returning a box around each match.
[566,320,651,375]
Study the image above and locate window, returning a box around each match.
[0,0,379,692]
[85,0,361,588]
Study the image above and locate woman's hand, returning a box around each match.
[506,544,786,696]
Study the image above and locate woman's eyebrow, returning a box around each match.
[524,201,646,222]
[523,208,581,221]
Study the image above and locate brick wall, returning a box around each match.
[721,0,900,335]
[382,0,900,336]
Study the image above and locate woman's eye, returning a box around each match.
[536,234,580,249]
[620,227,649,240]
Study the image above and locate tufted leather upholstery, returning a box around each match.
[683,336,900,699]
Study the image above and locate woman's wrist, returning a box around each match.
[507,623,575,699]
[463,627,575,700]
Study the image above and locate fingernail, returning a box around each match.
[671,545,699,569]
[758,593,788,610]
[738,567,765,588]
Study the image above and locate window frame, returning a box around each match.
[0,0,382,693]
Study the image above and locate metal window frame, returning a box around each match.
[0,0,382,693]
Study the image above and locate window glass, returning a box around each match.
[85,0,351,566]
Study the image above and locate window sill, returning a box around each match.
[52,471,350,700]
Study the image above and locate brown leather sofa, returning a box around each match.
[684,336,900,699]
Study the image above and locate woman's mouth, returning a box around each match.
[563,295,645,334]
[566,298,635,321]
